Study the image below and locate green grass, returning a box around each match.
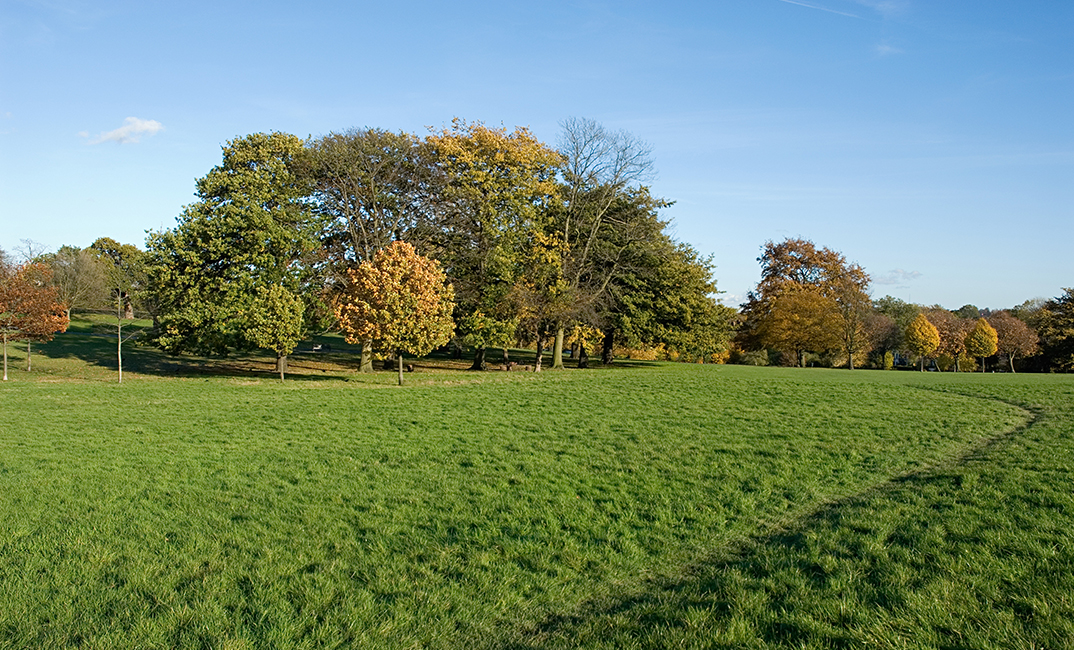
[1,322,1072,648]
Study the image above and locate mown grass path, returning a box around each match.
[0,362,1070,649]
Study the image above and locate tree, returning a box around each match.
[742,238,870,367]
[987,310,1038,372]
[245,284,305,381]
[926,308,973,371]
[1038,288,1074,371]
[756,287,841,367]
[302,129,432,372]
[964,317,998,372]
[873,295,920,359]
[0,263,69,380]
[335,241,455,385]
[548,117,657,369]
[905,313,940,371]
[146,132,318,361]
[46,245,108,318]
[426,119,561,370]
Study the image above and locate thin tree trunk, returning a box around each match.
[601,328,614,365]
[920,356,924,372]
[552,327,565,369]
[398,351,404,386]
[117,318,123,384]
[26,340,31,372]
[502,347,509,363]
[470,346,487,371]
[277,352,287,381]
[1010,354,1016,373]
[578,342,589,369]
[3,332,7,381]
[848,351,854,370]
[360,338,374,373]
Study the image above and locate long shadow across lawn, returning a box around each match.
[497,390,1074,649]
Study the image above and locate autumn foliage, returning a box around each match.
[0,263,70,380]
[335,241,455,376]
[905,313,940,371]
[964,317,999,372]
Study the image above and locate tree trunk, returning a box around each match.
[552,327,565,369]
[848,351,854,370]
[601,328,615,365]
[981,357,986,373]
[503,347,510,363]
[920,356,924,372]
[277,352,287,381]
[470,346,487,371]
[26,340,31,372]
[534,332,545,372]
[578,342,589,369]
[3,332,7,381]
[117,318,123,384]
[360,338,374,373]
[398,351,404,386]
[1010,354,1016,373]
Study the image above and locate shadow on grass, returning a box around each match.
[499,398,1046,649]
[36,322,661,382]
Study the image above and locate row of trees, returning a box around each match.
[11,119,735,380]
[736,237,1072,372]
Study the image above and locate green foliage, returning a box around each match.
[1039,288,1074,371]
[244,284,305,379]
[146,132,317,356]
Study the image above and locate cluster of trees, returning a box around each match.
[9,119,734,380]
[735,238,1073,373]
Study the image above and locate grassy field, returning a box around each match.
[0,320,1072,648]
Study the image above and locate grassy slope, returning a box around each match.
[0,325,1071,648]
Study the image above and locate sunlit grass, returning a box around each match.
[0,321,1071,648]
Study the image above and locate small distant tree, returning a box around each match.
[0,263,69,380]
[905,313,940,371]
[335,241,455,385]
[964,317,998,372]
[246,284,305,381]
[987,310,1038,372]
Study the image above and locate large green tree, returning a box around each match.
[146,132,318,363]
[1038,288,1074,371]
[547,117,656,369]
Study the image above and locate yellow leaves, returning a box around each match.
[906,313,940,358]
[335,241,455,357]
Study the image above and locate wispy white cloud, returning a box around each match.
[874,269,922,285]
[776,0,862,19]
[81,117,164,144]
[876,42,903,55]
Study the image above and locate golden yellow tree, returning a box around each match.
[964,317,999,373]
[756,287,841,367]
[335,241,455,385]
[905,313,940,371]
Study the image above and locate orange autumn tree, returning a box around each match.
[335,241,455,385]
[0,263,69,380]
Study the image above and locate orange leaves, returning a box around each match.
[0,263,70,342]
[335,241,455,358]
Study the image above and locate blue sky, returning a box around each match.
[1,0,1070,310]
